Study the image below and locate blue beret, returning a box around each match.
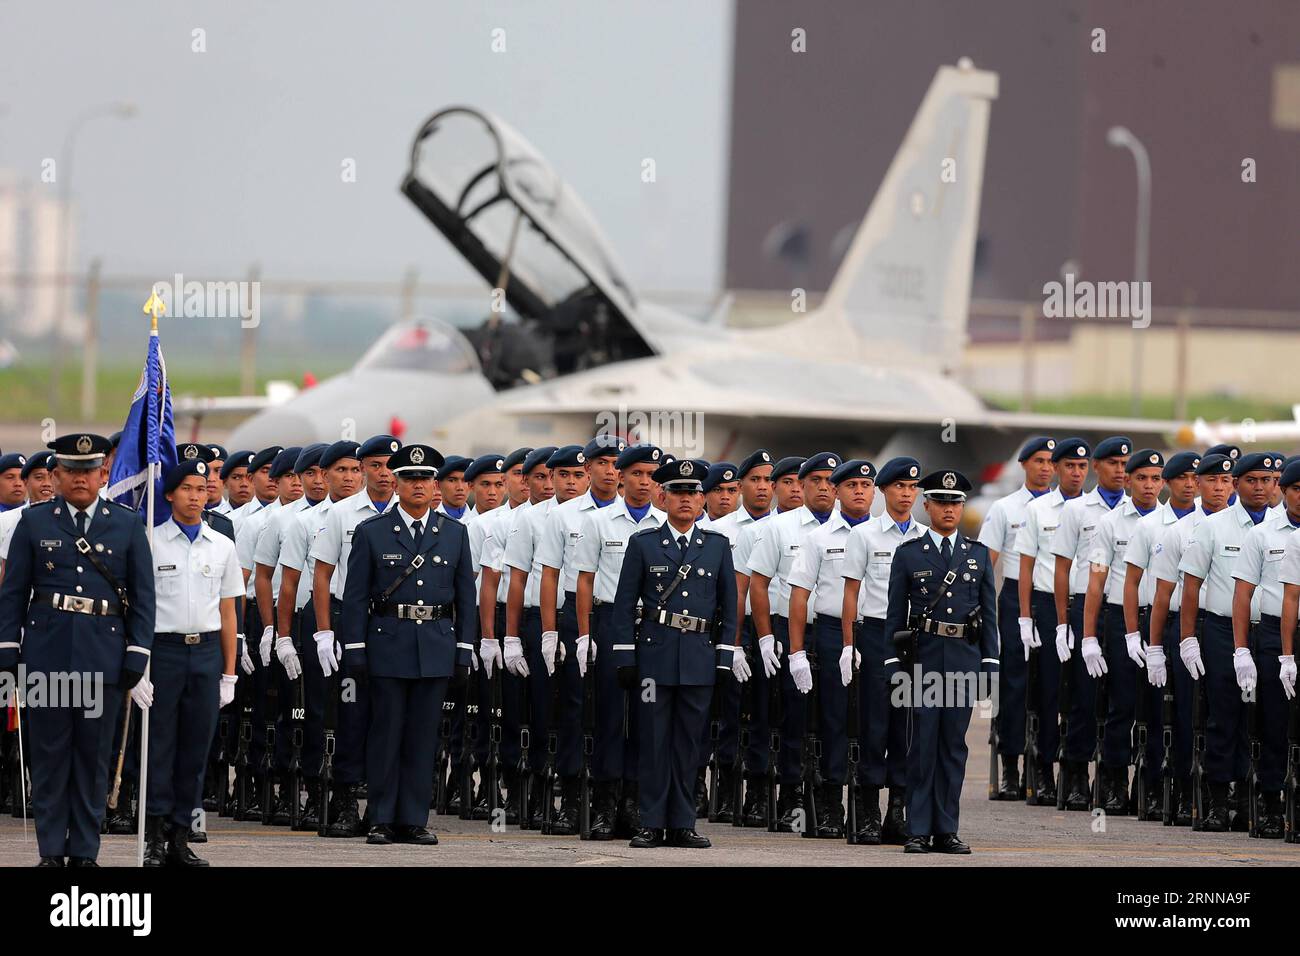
[221,450,255,479]
[770,456,806,481]
[1234,452,1282,477]
[464,454,506,483]
[294,443,328,472]
[164,458,212,495]
[269,447,303,479]
[0,452,26,474]
[831,459,876,484]
[320,440,361,469]
[545,445,584,470]
[389,443,443,478]
[503,447,533,472]
[1196,454,1235,476]
[47,433,112,470]
[1052,438,1090,462]
[653,457,705,490]
[522,446,558,475]
[919,469,972,500]
[1018,436,1057,461]
[439,455,471,478]
[207,444,229,462]
[583,435,627,460]
[1126,448,1164,473]
[798,452,841,479]
[1162,452,1200,479]
[616,443,663,470]
[358,434,402,459]
[1284,455,1300,473]
[249,446,282,473]
[876,456,922,486]
[1204,443,1241,462]
[1282,461,1300,488]
[21,450,53,479]
[702,462,739,493]
[1093,436,1132,460]
[737,449,774,478]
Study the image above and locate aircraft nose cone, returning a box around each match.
[227,409,321,450]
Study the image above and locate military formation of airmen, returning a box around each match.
[0,427,1298,865]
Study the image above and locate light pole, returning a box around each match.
[50,101,137,415]
[1106,125,1150,419]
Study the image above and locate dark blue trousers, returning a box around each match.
[738,620,770,774]
[1063,596,1098,762]
[1029,590,1062,765]
[857,617,908,788]
[904,638,978,838]
[1254,617,1288,790]
[1164,612,1194,778]
[267,603,325,782]
[1202,613,1249,784]
[146,635,222,830]
[366,675,449,827]
[591,604,639,782]
[995,584,1027,755]
[772,615,806,784]
[333,597,370,785]
[811,616,850,785]
[638,683,711,829]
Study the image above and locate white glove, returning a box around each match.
[469,646,480,672]
[575,634,596,677]
[758,634,782,678]
[503,636,529,677]
[839,645,861,687]
[1280,655,1297,700]
[1081,636,1107,678]
[1233,647,1257,696]
[1018,617,1040,661]
[219,673,237,708]
[259,625,274,666]
[479,637,502,678]
[1055,623,1074,662]
[789,649,812,694]
[1146,645,1167,687]
[732,647,752,682]
[237,634,255,676]
[130,676,154,710]
[1179,636,1205,679]
[541,630,566,675]
[1124,630,1147,668]
[275,636,302,680]
[314,630,339,677]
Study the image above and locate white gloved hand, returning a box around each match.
[1179,636,1205,679]
[839,645,861,687]
[130,676,154,710]
[1055,623,1074,662]
[1280,655,1297,700]
[1233,647,1257,696]
[219,673,237,708]
[275,636,302,680]
[576,634,596,677]
[758,634,781,678]
[503,636,529,677]
[1124,630,1147,668]
[540,630,566,675]
[313,630,339,677]
[1018,617,1040,661]
[1146,645,1167,687]
[479,637,502,678]
[1081,636,1107,678]
[237,634,255,675]
[259,625,274,666]
[732,646,752,682]
[789,649,812,694]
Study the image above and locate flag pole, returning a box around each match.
[136,291,163,867]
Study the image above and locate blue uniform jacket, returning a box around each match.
[883,532,1000,673]
[0,496,156,684]
[611,522,737,687]
[340,508,475,679]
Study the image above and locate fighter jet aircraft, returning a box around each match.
[231,60,1177,470]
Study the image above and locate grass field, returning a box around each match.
[980,393,1294,424]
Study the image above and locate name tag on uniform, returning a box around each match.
[873,551,891,558]
[1267,549,1286,561]
[1115,539,1128,547]
[1082,525,1096,533]
[649,565,669,572]
[40,539,62,548]
[1042,524,1058,533]
[1222,545,1240,555]
[604,541,623,548]
[1010,521,1025,529]
[381,553,403,560]
[568,531,581,538]
[825,547,844,555]
[156,564,177,572]
[345,529,355,537]
[912,570,931,578]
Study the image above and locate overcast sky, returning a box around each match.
[0,0,733,292]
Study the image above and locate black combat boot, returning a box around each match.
[445,764,463,816]
[775,782,802,833]
[106,781,137,834]
[693,768,709,819]
[998,759,1021,800]
[1104,765,1130,814]
[236,775,263,822]
[1066,762,1091,811]
[167,824,209,867]
[1036,758,1057,806]
[1260,791,1284,839]
[525,773,546,830]
[142,815,169,868]
[503,769,521,826]
[1201,781,1230,832]
[881,787,907,845]
[853,786,882,845]
[740,774,763,827]
[818,782,845,838]
[551,777,579,836]
[474,776,502,822]
[615,781,640,838]
[202,765,220,812]
[327,784,362,838]
[1228,781,1250,833]
[296,780,320,831]
[714,766,736,823]
[1175,776,1193,826]
[589,781,617,840]
[270,776,294,826]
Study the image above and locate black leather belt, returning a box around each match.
[919,618,969,638]
[33,590,122,617]
[370,601,452,621]
[156,630,221,646]
[653,608,710,634]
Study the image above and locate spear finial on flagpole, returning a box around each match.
[142,288,166,333]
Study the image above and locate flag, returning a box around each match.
[106,327,177,525]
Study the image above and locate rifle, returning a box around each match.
[1160,684,1174,826]
[539,642,562,833]
[578,630,597,840]
[233,663,255,819]
[799,644,822,838]
[318,666,338,837]
[485,663,503,825]
[1285,692,1299,843]
[259,658,279,827]
[459,657,480,822]
[766,645,782,832]
[214,705,232,817]
[845,631,861,844]
[1132,662,1149,819]
[732,642,752,828]
[1090,632,1108,810]
[1055,621,1072,811]
[286,614,305,831]
[434,699,453,813]
[516,633,534,829]
[1247,696,1261,838]
[706,679,723,823]
[1024,645,1040,805]
[1190,676,1207,830]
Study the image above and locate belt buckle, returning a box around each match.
[410,605,433,621]
[942,623,960,638]
[184,633,201,645]
[62,594,94,614]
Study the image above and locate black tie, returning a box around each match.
[412,519,423,543]
[941,536,952,563]
[677,534,689,558]
[75,510,87,538]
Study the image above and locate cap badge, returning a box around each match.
[761,452,771,462]
[1047,439,1056,449]
[410,447,426,465]
[909,465,918,477]
[942,472,956,490]
[681,461,694,477]
[389,440,399,452]
[76,435,92,454]
[183,445,198,460]
[723,470,733,481]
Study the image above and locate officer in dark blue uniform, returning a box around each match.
[884,470,998,854]
[0,433,155,867]
[341,444,476,845]
[612,457,737,848]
